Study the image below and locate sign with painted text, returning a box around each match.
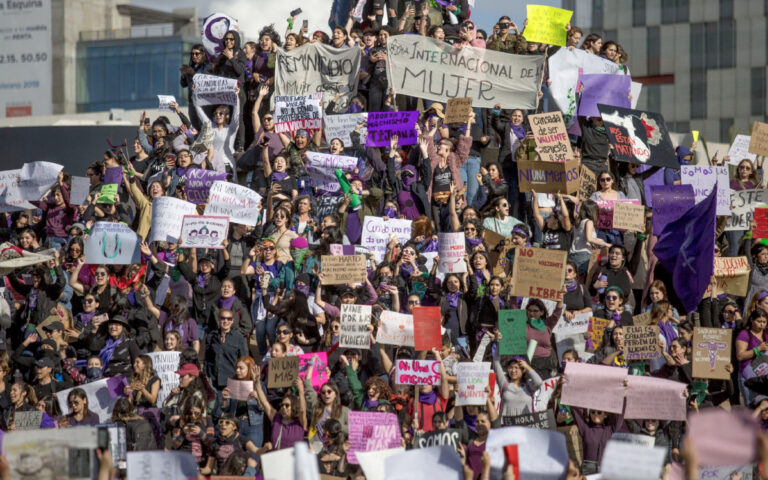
[704,256,750,298]
[502,410,557,430]
[274,93,323,134]
[612,201,646,232]
[511,246,567,301]
[728,134,757,164]
[84,222,141,265]
[361,217,412,262]
[692,327,732,380]
[150,197,197,243]
[414,429,461,451]
[347,412,402,464]
[523,5,573,46]
[386,35,546,109]
[456,362,491,406]
[529,111,574,162]
[320,255,367,285]
[681,165,731,216]
[437,232,466,273]
[340,304,372,349]
[624,325,660,361]
[157,95,177,112]
[184,168,228,204]
[305,151,357,193]
[597,199,641,229]
[324,112,368,147]
[146,351,180,407]
[205,181,263,226]
[179,215,228,249]
[192,74,237,106]
[268,356,300,388]
[517,158,580,194]
[598,104,678,169]
[366,110,419,147]
[57,377,128,422]
[726,189,768,231]
[445,97,473,124]
[578,165,597,201]
[376,311,414,347]
[395,359,441,386]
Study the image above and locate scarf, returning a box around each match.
[510,123,526,139]
[291,248,308,272]
[347,103,363,114]
[296,284,310,296]
[219,295,236,310]
[80,311,96,326]
[490,295,504,310]
[464,413,477,433]
[658,320,678,345]
[446,291,461,309]
[99,337,123,372]
[170,266,181,282]
[28,288,38,311]
[400,263,414,279]
[474,270,485,286]
[362,397,379,410]
[594,124,607,134]
[419,390,438,405]
[565,280,578,292]
[467,236,482,247]
[757,262,768,276]
[272,171,289,182]
[197,273,208,288]
[383,207,397,219]
[611,310,622,324]
[528,317,546,331]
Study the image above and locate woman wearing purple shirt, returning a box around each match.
[253,364,307,450]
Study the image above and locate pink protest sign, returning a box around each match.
[226,378,254,401]
[347,411,402,464]
[624,375,686,421]
[596,199,641,229]
[687,409,759,467]
[560,362,627,413]
[298,352,329,394]
[395,359,441,386]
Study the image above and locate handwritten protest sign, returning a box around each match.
[205,181,262,226]
[386,35,545,109]
[179,215,228,249]
[184,168,228,204]
[445,97,473,124]
[298,352,329,393]
[704,256,751,297]
[754,207,768,238]
[126,450,198,480]
[57,377,127,422]
[324,113,368,147]
[146,351,179,407]
[529,111,574,162]
[192,73,237,106]
[517,158,580,194]
[321,255,367,285]
[729,134,757,164]
[305,151,358,193]
[625,325,660,361]
[96,183,118,204]
[597,199,641,229]
[749,122,768,156]
[651,185,695,234]
[561,362,627,413]
[274,93,323,134]
[586,317,609,351]
[361,217,412,262]
[70,176,90,205]
[366,110,419,147]
[511,246,567,301]
[226,378,254,401]
[413,306,442,351]
[85,222,141,265]
[395,359,441,386]
[692,328,733,380]
[523,5,573,46]
[681,165,731,216]
[498,310,528,355]
[502,410,556,430]
[340,304,372,349]
[437,232,466,273]
[456,362,491,406]
[157,95,177,112]
[149,197,197,243]
[612,201,645,232]
[268,356,299,388]
[578,74,631,118]
[624,375,687,421]
[14,411,42,430]
[376,311,414,347]
[632,311,655,327]
[578,165,597,201]
[552,312,591,336]
[532,377,559,412]
[347,411,402,463]
[415,429,461,450]
[727,189,768,231]
[601,441,667,480]
[598,104,678,168]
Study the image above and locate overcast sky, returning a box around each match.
[131,0,562,41]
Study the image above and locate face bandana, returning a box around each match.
[347,102,363,114]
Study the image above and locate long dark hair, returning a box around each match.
[746,309,768,334]
[189,43,207,66]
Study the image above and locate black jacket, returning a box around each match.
[178,258,230,325]
[205,329,248,389]
[87,333,141,378]
[8,266,66,325]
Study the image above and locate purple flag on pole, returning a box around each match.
[653,187,716,313]
[577,74,631,118]
[651,185,695,234]
[103,166,122,185]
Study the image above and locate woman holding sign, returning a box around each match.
[220,356,265,448]
[491,343,542,416]
[525,297,564,379]
[736,309,768,406]
[252,364,307,450]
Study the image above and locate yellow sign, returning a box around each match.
[523,5,573,47]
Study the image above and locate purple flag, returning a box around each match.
[643,167,666,207]
[578,74,631,118]
[103,166,122,185]
[651,185,695,234]
[653,187,716,313]
[106,376,128,398]
[366,111,419,147]
[184,168,228,204]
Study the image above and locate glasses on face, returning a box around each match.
[403,250,415,256]
[600,177,612,183]
[605,295,620,301]
[69,247,81,253]
[739,165,752,170]
[321,389,334,395]
[263,246,276,251]
[275,214,287,219]
[277,329,291,335]
[464,227,476,232]
[408,300,420,305]
[95,271,108,277]
[215,111,228,117]
[84,298,96,304]
[220,316,234,321]
[263,117,273,121]
[724,309,737,315]
[280,403,292,409]
[224,37,235,42]
[218,420,234,426]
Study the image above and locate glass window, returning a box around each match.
[645,85,661,113]
[720,0,734,19]
[719,19,736,69]
[647,27,660,76]
[706,22,719,69]
[720,118,734,143]
[752,67,766,116]
[633,0,646,26]
[690,23,706,70]
[690,70,707,119]
[676,0,689,23]
[662,0,676,24]
[592,0,604,30]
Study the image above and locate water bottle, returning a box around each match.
[598,274,607,294]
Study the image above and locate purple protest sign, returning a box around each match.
[366,111,419,147]
[184,168,228,204]
[347,411,402,464]
[103,166,122,185]
[651,185,695,235]
[643,167,665,208]
[577,74,631,118]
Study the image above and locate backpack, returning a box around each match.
[125,418,157,451]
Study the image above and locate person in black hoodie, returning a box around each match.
[180,43,211,130]
[212,30,247,152]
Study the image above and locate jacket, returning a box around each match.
[205,329,248,389]
[211,296,253,336]
[87,334,141,378]
[8,266,66,325]
[178,258,230,325]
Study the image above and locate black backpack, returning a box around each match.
[125,418,157,451]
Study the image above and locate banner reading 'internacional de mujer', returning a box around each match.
[385,35,546,109]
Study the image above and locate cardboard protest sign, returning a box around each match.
[226,378,254,401]
[561,362,628,413]
[749,121,768,156]
[445,97,473,124]
[704,256,751,297]
[624,375,687,421]
[586,317,609,351]
[205,181,263,226]
[728,134,757,164]
[361,217,412,262]
[146,351,180,407]
[517,158,580,194]
[612,201,645,232]
[632,311,655,327]
[692,327,733,380]
[651,185,695,234]
[298,352,329,393]
[726,189,768,231]
[184,168,228,204]
[178,215,228,249]
[192,73,237,106]
[413,306,442,351]
[502,410,556,430]
[394,359,441,386]
[366,110,419,147]
[376,311,414,347]
[69,176,90,205]
[624,325,661,361]
[578,74,631,118]
[578,165,597,201]
[456,362,491,406]
[149,197,197,243]
[601,441,667,480]
[598,104,677,168]
[157,95,177,112]
[437,232,466,273]
[414,429,461,450]
[597,199,641,229]
[340,304,372,349]
[347,411,402,463]
[523,5,573,46]
[14,410,42,430]
[57,377,128,422]
[386,35,545,109]
[681,165,731,216]
[529,111,575,162]
[321,255,367,285]
[511,246,567,301]
[305,151,358,193]
[324,113,368,147]
[498,310,528,355]
[273,92,323,134]
[552,312,591,336]
[126,450,199,480]
[268,356,300,388]
[754,207,768,238]
[84,222,141,265]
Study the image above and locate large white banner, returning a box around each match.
[386,35,546,109]
[0,0,51,118]
[275,42,362,113]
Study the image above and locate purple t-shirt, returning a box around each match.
[737,329,767,372]
[270,413,305,450]
[159,312,200,348]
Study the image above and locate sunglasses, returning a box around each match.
[464,227,476,231]
[220,316,234,321]
[191,51,203,55]
[408,300,420,305]
[84,298,96,304]
[218,420,235,426]
[724,309,737,315]
[321,389,334,395]
[263,246,276,251]
[600,177,612,182]
[277,329,291,335]
[605,295,620,300]
[95,272,108,277]
[224,37,236,42]
[263,117,273,121]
